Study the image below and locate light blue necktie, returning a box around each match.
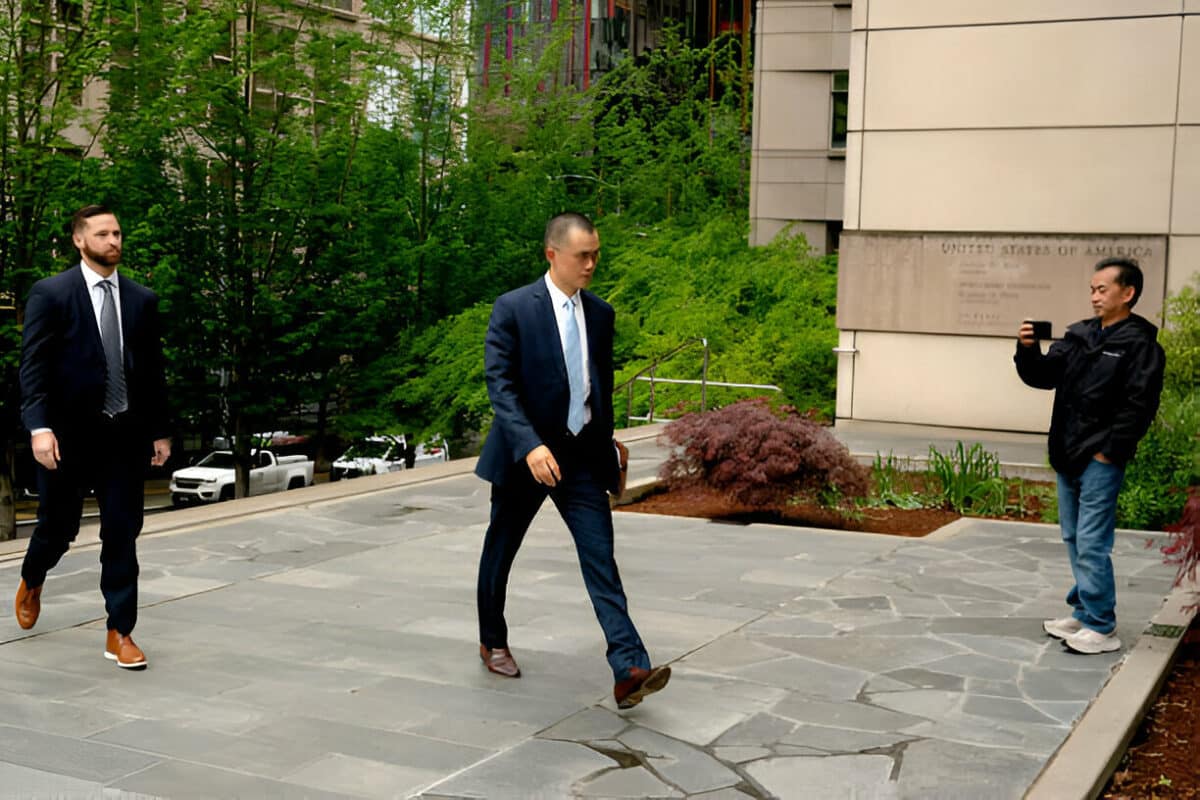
[564,298,585,434]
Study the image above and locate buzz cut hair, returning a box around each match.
[1094,256,1144,309]
[71,204,116,236]
[544,212,595,250]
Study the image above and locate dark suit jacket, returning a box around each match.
[475,277,619,491]
[20,265,170,448]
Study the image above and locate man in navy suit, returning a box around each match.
[474,212,670,709]
[15,205,171,669]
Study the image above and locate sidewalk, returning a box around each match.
[0,425,1188,799]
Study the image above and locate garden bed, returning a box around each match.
[619,475,1056,537]
[1102,621,1200,799]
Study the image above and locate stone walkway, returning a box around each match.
[0,436,1180,799]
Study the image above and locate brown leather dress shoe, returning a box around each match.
[614,665,671,709]
[105,630,148,670]
[479,645,521,678]
[15,579,42,630]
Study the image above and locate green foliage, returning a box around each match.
[598,216,838,420]
[1159,274,1200,397]
[382,303,493,450]
[592,25,749,221]
[0,0,115,535]
[867,453,930,510]
[1118,389,1199,530]
[0,1,774,490]
[1118,276,1200,530]
[927,442,1007,516]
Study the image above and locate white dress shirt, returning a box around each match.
[544,273,592,427]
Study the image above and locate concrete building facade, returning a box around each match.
[752,1,1199,432]
[749,0,850,252]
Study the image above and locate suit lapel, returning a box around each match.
[117,274,136,368]
[531,279,569,384]
[71,267,105,355]
[579,292,602,412]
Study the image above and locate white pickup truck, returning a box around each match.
[170,449,314,506]
[329,434,450,481]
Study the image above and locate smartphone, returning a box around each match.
[1029,320,1052,340]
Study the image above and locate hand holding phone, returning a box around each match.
[1019,319,1052,347]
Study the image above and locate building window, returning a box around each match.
[830,70,848,150]
[826,221,842,254]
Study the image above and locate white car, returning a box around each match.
[170,449,314,506]
[330,435,449,481]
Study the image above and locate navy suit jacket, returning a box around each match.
[20,265,170,448]
[475,277,619,491]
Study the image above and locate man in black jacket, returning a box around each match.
[1015,257,1165,654]
[15,205,171,669]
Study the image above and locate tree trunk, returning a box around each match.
[0,439,16,541]
[314,392,329,473]
[232,404,250,499]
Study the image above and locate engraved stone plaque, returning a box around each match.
[837,233,1167,337]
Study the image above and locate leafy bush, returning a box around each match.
[927,442,1007,515]
[658,398,868,507]
[599,216,839,420]
[1117,276,1200,530]
[1159,277,1200,397]
[1118,389,1200,530]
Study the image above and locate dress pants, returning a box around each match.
[21,414,145,635]
[477,432,650,681]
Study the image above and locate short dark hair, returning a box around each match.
[71,204,116,235]
[1094,257,1144,309]
[544,212,595,250]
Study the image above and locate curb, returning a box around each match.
[0,425,669,564]
[1024,578,1199,800]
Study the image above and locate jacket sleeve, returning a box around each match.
[1104,339,1166,464]
[483,296,543,464]
[18,283,57,433]
[1014,338,1070,390]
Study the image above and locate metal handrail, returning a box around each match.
[614,338,784,427]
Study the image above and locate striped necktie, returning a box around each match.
[97,280,128,415]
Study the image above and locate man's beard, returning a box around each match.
[83,243,121,268]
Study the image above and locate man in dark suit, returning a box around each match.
[14,205,171,670]
[475,212,670,709]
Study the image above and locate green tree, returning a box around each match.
[0,0,111,539]
[104,0,376,496]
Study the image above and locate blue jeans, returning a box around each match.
[1056,458,1126,635]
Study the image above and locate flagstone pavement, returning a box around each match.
[0,436,1178,799]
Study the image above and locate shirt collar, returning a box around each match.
[80,261,118,290]
[544,272,579,309]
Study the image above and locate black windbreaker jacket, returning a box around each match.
[1014,314,1165,476]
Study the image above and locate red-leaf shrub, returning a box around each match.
[657,397,869,507]
[1162,491,1200,588]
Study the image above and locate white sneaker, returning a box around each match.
[1042,616,1083,640]
[1064,626,1121,655]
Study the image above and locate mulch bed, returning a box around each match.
[1102,624,1200,799]
[619,479,1053,537]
